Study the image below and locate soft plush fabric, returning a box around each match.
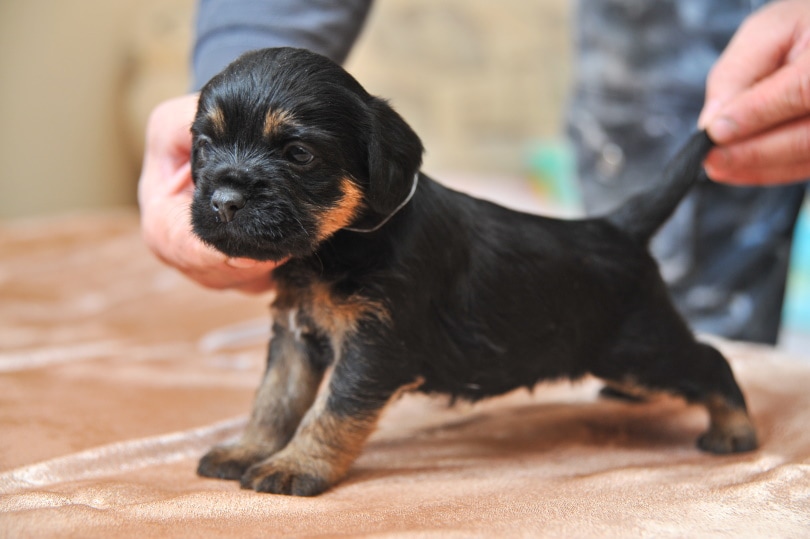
[1,211,809,538]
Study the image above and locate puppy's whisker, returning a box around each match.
[313,252,325,277]
[293,217,310,238]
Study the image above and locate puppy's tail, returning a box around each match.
[606,131,714,244]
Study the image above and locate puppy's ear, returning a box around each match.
[365,98,424,215]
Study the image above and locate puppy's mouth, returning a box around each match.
[190,188,316,262]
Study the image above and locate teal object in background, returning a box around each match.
[784,201,810,332]
[526,140,581,213]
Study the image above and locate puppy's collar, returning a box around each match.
[344,173,420,233]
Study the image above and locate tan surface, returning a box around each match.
[1,212,809,538]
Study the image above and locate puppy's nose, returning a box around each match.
[211,187,246,223]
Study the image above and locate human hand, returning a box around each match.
[138,94,282,293]
[698,0,810,185]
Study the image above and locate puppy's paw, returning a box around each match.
[240,455,332,496]
[699,398,759,454]
[197,443,274,481]
[697,423,758,454]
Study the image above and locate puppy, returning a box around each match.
[190,47,757,496]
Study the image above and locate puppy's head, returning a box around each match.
[189,47,423,261]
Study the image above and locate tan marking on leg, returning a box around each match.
[241,326,323,448]
[241,370,386,495]
[286,388,379,479]
[240,281,391,494]
[197,314,325,480]
[700,394,758,453]
[316,178,366,241]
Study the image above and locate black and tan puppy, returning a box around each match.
[190,47,757,496]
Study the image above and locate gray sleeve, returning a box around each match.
[192,0,374,90]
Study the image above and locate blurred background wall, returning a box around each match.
[0,0,192,219]
[0,0,191,217]
[0,0,571,219]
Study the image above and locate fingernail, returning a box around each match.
[226,257,257,269]
[698,99,722,128]
[708,116,738,143]
[703,148,731,179]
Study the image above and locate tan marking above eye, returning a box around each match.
[264,109,296,138]
[207,107,226,136]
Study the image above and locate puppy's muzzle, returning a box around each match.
[211,186,246,223]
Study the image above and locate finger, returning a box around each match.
[181,239,282,287]
[705,116,810,171]
[226,257,259,269]
[706,52,810,143]
[139,169,196,261]
[705,158,810,186]
[233,277,277,295]
[699,2,800,127]
[226,256,290,269]
[190,271,273,293]
[188,263,279,294]
[229,260,282,294]
[144,95,198,159]
[182,228,229,267]
[167,162,194,196]
[138,95,198,203]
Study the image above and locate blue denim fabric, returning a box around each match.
[567,0,808,343]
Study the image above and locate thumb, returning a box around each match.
[699,0,810,142]
[699,1,804,129]
[705,50,810,144]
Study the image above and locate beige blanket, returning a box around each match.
[1,211,809,538]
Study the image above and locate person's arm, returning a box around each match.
[193,0,373,89]
[139,1,372,293]
[698,0,810,185]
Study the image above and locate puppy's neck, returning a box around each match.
[344,174,420,234]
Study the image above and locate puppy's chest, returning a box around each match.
[271,276,389,354]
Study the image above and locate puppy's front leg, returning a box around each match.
[197,317,328,480]
[240,353,400,496]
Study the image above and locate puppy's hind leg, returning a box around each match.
[690,343,758,454]
[197,319,330,480]
[596,305,757,454]
[610,338,757,453]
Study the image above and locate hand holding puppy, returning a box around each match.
[138,94,281,293]
[699,0,810,185]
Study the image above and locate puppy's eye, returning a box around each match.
[283,144,314,165]
[194,137,212,161]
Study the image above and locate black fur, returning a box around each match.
[190,48,757,496]
[607,131,714,243]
